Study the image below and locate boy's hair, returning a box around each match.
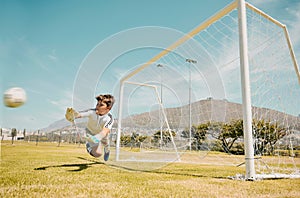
[95,94,115,109]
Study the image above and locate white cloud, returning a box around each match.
[47,49,58,61]
[248,0,300,52]
[248,0,279,6]
[284,3,300,50]
[48,90,73,110]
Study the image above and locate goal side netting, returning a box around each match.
[113,1,300,177]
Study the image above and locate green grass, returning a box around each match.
[1,141,300,198]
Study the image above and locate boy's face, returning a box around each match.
[95,101,110,115]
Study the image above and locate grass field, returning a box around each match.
[1,141,300,198]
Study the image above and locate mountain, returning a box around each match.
[42,119,70,132]
[42,117,88,132]
[121,99,300,131]
[43,99,300,133]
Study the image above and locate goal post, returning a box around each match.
[114,0,300,178]
[238,0,255,181]
[115,0,238,165]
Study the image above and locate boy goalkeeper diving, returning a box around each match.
[65,94,115,161]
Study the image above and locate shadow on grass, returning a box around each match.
[34,157,229,179]
[105,161,229,179]
[34,157,104,172]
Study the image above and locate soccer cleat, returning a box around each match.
[103,146,110,161]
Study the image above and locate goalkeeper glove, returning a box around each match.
[65,107,79,122]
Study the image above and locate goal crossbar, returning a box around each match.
[120,0,238,84]
[120,1,300,85]
[246,2,300,84]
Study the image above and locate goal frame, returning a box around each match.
[115,0,300,180]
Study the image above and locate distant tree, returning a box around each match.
[253,119,286,155]
[207,122,223,140]
[189,119,288,155]
[11,128,17,144]
[192,123,208,150]
[209,119,287,155]
[180,128,189,139]
[120,135,131,146]
[57,131,62,147]
[219,119,244,153]
[181,126,197,138]
[129,132,147,149]
[206,120,244,154]
[130,132,138,149]
[23,129,26,141]
[136,135,147,145]
[153,130,176,146]
[36,130,40,146]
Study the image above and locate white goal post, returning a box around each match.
[115,0,300,180]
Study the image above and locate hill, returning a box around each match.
[42,117,88,133]
[121,99,300,131]
[43,99,300,133]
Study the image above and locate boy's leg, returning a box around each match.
[84,129,110,160]
[94,142,103,157]
[101,138,110,161]
[85,128,103,157]
[86,142,102,158]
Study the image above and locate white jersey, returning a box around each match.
[80,109,113,135]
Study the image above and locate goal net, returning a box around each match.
[113,1,300,176]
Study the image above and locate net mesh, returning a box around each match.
[108,3,300,174]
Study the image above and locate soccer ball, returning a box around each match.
[3,87,27,108]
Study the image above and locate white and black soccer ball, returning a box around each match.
[3,87,27,108]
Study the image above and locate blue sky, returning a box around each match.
[1,0,300,131]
